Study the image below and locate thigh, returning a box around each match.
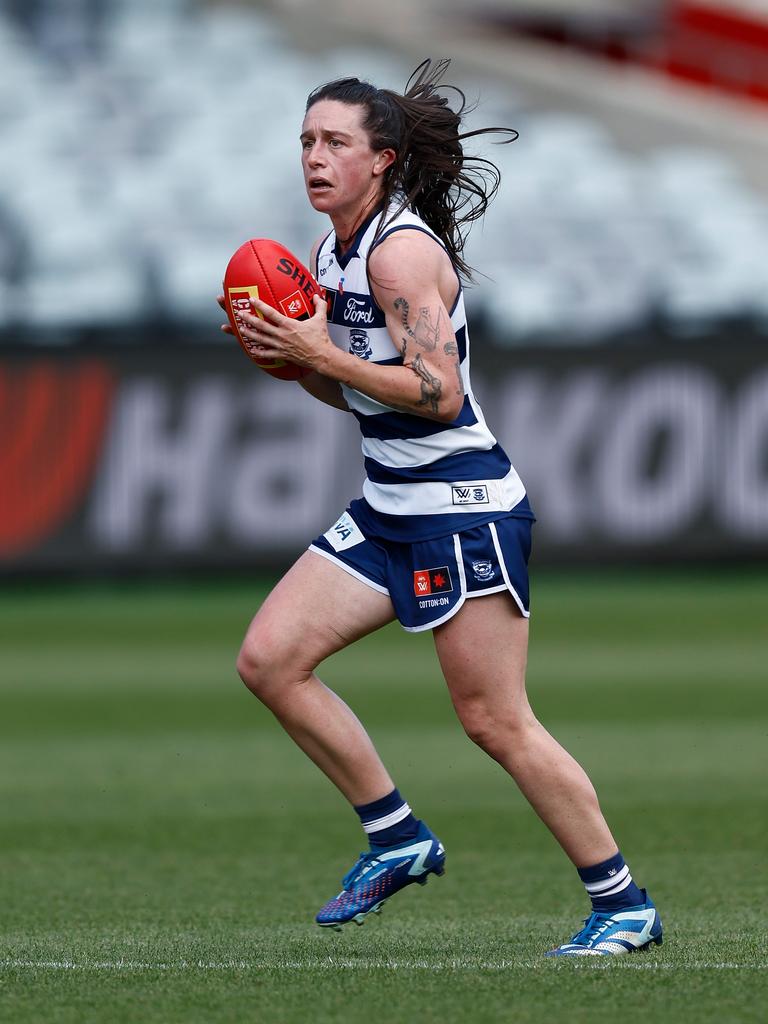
[433,591,530,713]
[242,549,396,671]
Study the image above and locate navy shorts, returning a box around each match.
[309,509,532,632]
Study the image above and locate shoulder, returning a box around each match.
[369,228,459,313]
[369,228,452,289]
[310,232,333,269]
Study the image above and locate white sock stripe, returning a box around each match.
[584,865,630,893]
[592,874,634,898]
[362,803,412,834]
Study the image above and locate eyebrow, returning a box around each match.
[299,128,354,141]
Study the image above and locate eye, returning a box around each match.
[329,138,344,148]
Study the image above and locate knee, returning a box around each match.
[455,698,536,756]
[458,705,500,753]
[235,639,269,698]
[236,629,300,702]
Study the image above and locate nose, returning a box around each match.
[307,141,326,167]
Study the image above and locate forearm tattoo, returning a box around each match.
[410,353,442,414]
[394,299,456,414]
[443,340,464,398]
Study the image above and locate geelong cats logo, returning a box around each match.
[348,328,372,359]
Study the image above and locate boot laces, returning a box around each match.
[342,851,382,890]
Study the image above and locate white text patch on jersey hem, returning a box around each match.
[362,469,524,517]
[451,483,490,505]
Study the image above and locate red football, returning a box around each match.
[223,239,321,381]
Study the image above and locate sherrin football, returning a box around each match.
[223,238,322,380]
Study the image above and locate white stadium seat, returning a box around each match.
[0,3,766,342]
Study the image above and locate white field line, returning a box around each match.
[0,958,766,972]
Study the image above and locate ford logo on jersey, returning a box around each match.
[343,297,375,325]
[327,289,386,328]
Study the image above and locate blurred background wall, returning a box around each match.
[1,0,767,573]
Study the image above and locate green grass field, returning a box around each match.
[1,569,766,1023]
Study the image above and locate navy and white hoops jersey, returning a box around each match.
[315,198,532,541]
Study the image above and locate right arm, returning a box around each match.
[298,369,349,411]
[298,236,349,412]
[217,235,349,413]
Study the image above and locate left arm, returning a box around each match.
[367,231,464,419]
[234,231,464,423]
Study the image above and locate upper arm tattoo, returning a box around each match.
[394,297,415,340]
[394,296,445,353]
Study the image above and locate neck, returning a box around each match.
[332,189,384,251]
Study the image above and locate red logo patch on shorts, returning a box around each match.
[413,566,453,597]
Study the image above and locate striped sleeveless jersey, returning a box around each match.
[316,199,531,541]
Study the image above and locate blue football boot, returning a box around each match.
[316,821,445,930]
[546,890,663,956]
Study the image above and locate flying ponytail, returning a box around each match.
[305,58,518,280]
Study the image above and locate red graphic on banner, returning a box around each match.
[413,566,453,597]
[0,361,115,557]
[413,570,431,596]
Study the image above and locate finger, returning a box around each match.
[217,294,226,310]
[238,323,265,344]
[312,292,328,321]
[240,325,282,354]
[236,308,261,330]
[237,308,277,335]
[246,343,280,360]
[220,324,234,335]
[250,296,287,326]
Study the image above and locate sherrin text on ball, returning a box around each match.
[223,238,323,380]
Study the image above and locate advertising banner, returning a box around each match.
[1,339,767,572]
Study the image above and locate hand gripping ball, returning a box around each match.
[223,239,324,380]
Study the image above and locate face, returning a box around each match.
[300,99,394,219]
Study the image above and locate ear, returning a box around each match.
[372,148,396,178]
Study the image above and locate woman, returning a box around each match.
[219,59,661,957]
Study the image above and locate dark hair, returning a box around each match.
[305,58,518,281]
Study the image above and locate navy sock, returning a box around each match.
[354,788,420,848]
[578,851,646,912]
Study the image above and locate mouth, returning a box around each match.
[308,177,333,193]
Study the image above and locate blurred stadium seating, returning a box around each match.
[0,0,766,343]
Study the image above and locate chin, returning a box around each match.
[307,197,331,215]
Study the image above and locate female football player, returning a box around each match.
[218,59,661,956]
